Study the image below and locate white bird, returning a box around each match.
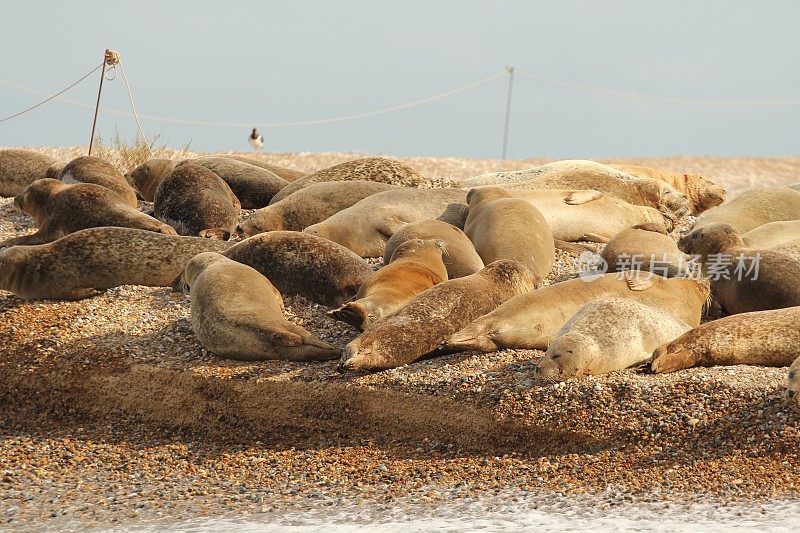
[248,128,264,152]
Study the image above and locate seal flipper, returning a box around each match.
[577,233,611,243]
[564,190,604,205]
[625,271,655,291]
[327,300,370,331]
[649,345,701,374]
[554,239,594,254]
[56,287,104,301]
[632,222,669,235]
[374,216,409,240]
[437,202,469,229]
[0,229,55,247]
[199,228,231,241]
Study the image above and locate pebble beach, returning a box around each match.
[2,148,800,530]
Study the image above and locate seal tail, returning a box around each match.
[327,301,368,330]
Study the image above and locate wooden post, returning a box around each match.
[501,66,515,160]
[88,49,113,155]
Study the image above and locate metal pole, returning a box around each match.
[88,50,111,156]
[501,66,515,160]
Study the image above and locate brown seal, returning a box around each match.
[238,180,397,237]
[600,223,690,278]
[184,252,339,361]
[1,179,176,247]
[180,156,288,208]
[328,238,448,331]
[383,219,484,278]
[57,156,138,207]
[303,188,467,257]
[126,159,177,202]
[464,187,554,282]
[339,259,536,371]
[609,164,725,215]
[153,163,240,239]
[218,230,373,307]
[444,271,709,353]
[221,155,306,182]
[270,157,434,204]
[787,356,800,405]
[0,227,230,301]
[537,297,691,379]
[0,149,59,197]
[678,222,800,314]
[504,189,674,243]
[464,160,690,217]
[692,186,800,234]
[650,306,800,373]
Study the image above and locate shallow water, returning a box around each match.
[121,493,800,532]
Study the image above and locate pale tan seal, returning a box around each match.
[221,155,306,182]
[679,222,800,314]
[464,187,554,282]
[741,220,800,249]
[537,298,691,379]
[769,239,800,263]
[787,356,800,405]
[504,189,673,243]
[0,149,59,197]
[609,164,725,215]
[57,156,138,208]
[383,219,484,278]
[303,188,466,257]
[444,271,708,353]
[0,227,230,300]
[328,238,448,331]
[154,163,240,239]
[270,157,434,204]
[600,223,690,278]
[1,179,176,247]
[125,159,176,202]
[218,231,373,307]
[692,186,800,234]
[339,260,536,371]
[464,160,690,217]
[180,156,288,208]
[239,180,397,237]
[650,306,800,373]
[184,252,339,361]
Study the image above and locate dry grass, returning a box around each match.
[91,130,192,174]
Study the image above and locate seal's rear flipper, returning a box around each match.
[632,222,669,235]
[199,228,231,241]
[438,203,469,229]
[554,239,594,254]
[327,301,368,331]
[649,345,701,374]
[564,190,603,205]
[170,273,189,293]
[625,272,655,291]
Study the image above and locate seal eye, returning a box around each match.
[790,371,797,379]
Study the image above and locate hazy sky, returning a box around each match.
[1,0,799,159]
